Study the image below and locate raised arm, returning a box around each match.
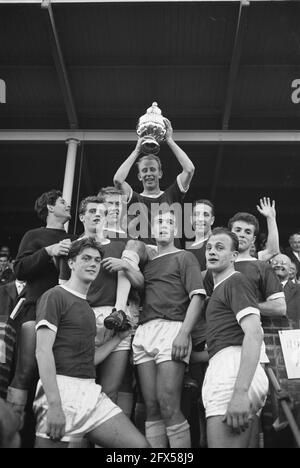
[259,296,286,317]
[256,197,280,262]
[113,138,144,199]
[36,327,66,441]
[164,118,195,192]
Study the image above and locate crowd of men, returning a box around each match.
[0,120,300,449]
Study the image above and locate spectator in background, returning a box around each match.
[0,253,15,286]
[289,261,298,284]
[0,280,26,321]
[270,254,300,329]
[0,246,11,261]
[285,232,300,280]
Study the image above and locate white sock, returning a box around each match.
[166,420,191,448]
[145,420,168,448]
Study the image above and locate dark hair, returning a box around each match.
[34,190,62,223]
[98,186,124,199]
[228,212,259,237]
[192,199,215,217]
[67,238,103,261]
[289,232,300,240]
[78,196,105,216]
[136,154,162,172]
[209,227,239,252]
[0,253,8,260]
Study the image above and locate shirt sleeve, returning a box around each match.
[164,178,186,204]
[225,274,260,323]
[179,252,206,299]
[14,231,51,281]
[36,289,63,333]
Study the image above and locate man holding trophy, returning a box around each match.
[113,102,195,250]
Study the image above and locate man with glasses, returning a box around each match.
[270,254,300,329]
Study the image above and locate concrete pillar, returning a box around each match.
[63,138,80,231]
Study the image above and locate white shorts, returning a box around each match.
[33,376,121,442]
[202,346,269,419]
[132,319,192,366]
[93,303,139,352]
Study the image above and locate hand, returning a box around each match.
[46,404,66,441]
[46,239,71,257]
[163,118,174,143]
[256,197,276,219]
[222,390,252,434]
[134,137,148,155]
[101,257,127,273]
[171,331,190,361]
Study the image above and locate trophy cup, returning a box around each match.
[136,102,167,155]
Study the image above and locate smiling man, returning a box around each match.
[270,253,300,328]
[203,227,268,448]
[79,189,145,418]
[132,211,206,448]
[7,190,73,447]
[227,212,286,320]
[113,118,195,248]
[33,238,148,448]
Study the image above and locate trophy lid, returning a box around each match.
[146,102,162,115]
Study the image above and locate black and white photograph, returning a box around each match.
[0,0,300,451]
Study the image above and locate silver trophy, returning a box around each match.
[136,102,167,155]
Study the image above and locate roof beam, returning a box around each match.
[0,1,266,4]
[0,130,300,143]
[211,0,249,201]
[41,0,79,129]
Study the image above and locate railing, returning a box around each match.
[265,364,300,449]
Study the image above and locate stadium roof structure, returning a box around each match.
[0,0,300,251]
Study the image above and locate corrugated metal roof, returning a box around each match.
[1,1,300,250]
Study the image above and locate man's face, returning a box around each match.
[69,247,101,284]
[270,254,291,281]
[80,203,107,234]
[51,197,71,222]
[0,256,8,272]
[152,212,176,244]
[138,158,162,190]
[0,247,10,258]
[289,263,297,281]
[230,221,256,253]
[192,203,215,237]
[104,194,123,227]
[206,233,238,273]
[289,234,300,253]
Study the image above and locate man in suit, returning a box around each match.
[285,232,300,280]
[0,280,26,322]
[0,254,15,287]
[270,253,300,329]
